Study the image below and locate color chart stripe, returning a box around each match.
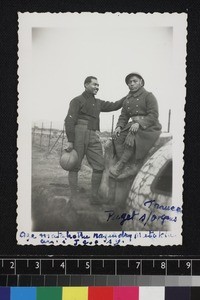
[89,287,113,300]
[1,286,200,299]
[165,287,191,300]
[0,287,10,300]
[62,287,88,300]
[140,287,165,300]
[113,287,139,300]
[11,287,36,300]
[37,287,62,300]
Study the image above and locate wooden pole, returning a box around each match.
[168,109,171,133]
[40,122,44,148]
[48,130,63,154]
[111,115,114,135]
[48,121,52,151]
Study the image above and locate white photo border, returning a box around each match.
[17,12,187,246]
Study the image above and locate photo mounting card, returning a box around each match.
[17,12,187,246]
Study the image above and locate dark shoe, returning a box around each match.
[117,164,139,180]
[109,161,125,177]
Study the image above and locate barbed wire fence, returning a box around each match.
[32,117,115,157]
[32,121,66,158]
[32,110,172,157]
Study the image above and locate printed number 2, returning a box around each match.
[10,261,15,269]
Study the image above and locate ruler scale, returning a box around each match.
[0,258,197,277]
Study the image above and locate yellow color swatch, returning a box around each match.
[62,287,88,300]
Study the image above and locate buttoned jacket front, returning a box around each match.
[116,87,161,131]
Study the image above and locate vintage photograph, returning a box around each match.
[17,13,186,246]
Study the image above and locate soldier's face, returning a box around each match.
[128,76,143,92]
[85,79,99,95]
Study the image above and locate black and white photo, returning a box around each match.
[17,13,186,246]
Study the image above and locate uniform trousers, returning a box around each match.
[73,119,104,172]
[69,119,104,199]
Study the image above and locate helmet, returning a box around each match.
[125,72,145,86]
[60,149,78,171]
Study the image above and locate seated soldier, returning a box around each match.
[109,72,162,179]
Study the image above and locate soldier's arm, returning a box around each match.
[136,93,159,130]
[64,98,80,142]
[116,104,130,129]
[100,97,125,112]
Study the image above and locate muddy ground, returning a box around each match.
[32,135,122,232]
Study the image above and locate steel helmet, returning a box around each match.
[125,72,145,86]
[60,149,78,171]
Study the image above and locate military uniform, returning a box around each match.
[115,87,162,161]
[65,91,124,201]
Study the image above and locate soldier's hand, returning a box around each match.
[129,123,139,133]
[66,142,74,152]
[113,127,121,139]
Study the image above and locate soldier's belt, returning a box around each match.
[131,115,145,122]
[77,119,89,125]
[76,119,97,131]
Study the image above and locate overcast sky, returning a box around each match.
[30,14,179,132]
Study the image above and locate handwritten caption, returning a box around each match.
[105,199,182,226]
[18,200,182,246]
[19,230,177,246]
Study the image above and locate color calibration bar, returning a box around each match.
[1,286,200,300]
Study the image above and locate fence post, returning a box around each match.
[48,130,63,154]
[48,121,52,151]
[40,122,44,148]
[111,115,114,135]
[167,109,171,133]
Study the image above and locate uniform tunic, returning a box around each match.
[115,87,162,160]
[65,91,124,171]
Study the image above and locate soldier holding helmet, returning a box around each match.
[64,76,124,204]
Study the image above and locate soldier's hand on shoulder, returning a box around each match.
[129,123,139,133]
[66,142,74,152]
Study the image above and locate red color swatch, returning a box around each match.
[88,287,113,300]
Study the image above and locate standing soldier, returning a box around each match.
[65,76,124,204]
[110,72,162,179]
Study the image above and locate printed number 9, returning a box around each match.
[186,262,191,269]
[161,262,166,269]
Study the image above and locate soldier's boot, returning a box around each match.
[90,170,103,205]
[68,171,78,203]
[117,164,139,180]
[109,146,133,177]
